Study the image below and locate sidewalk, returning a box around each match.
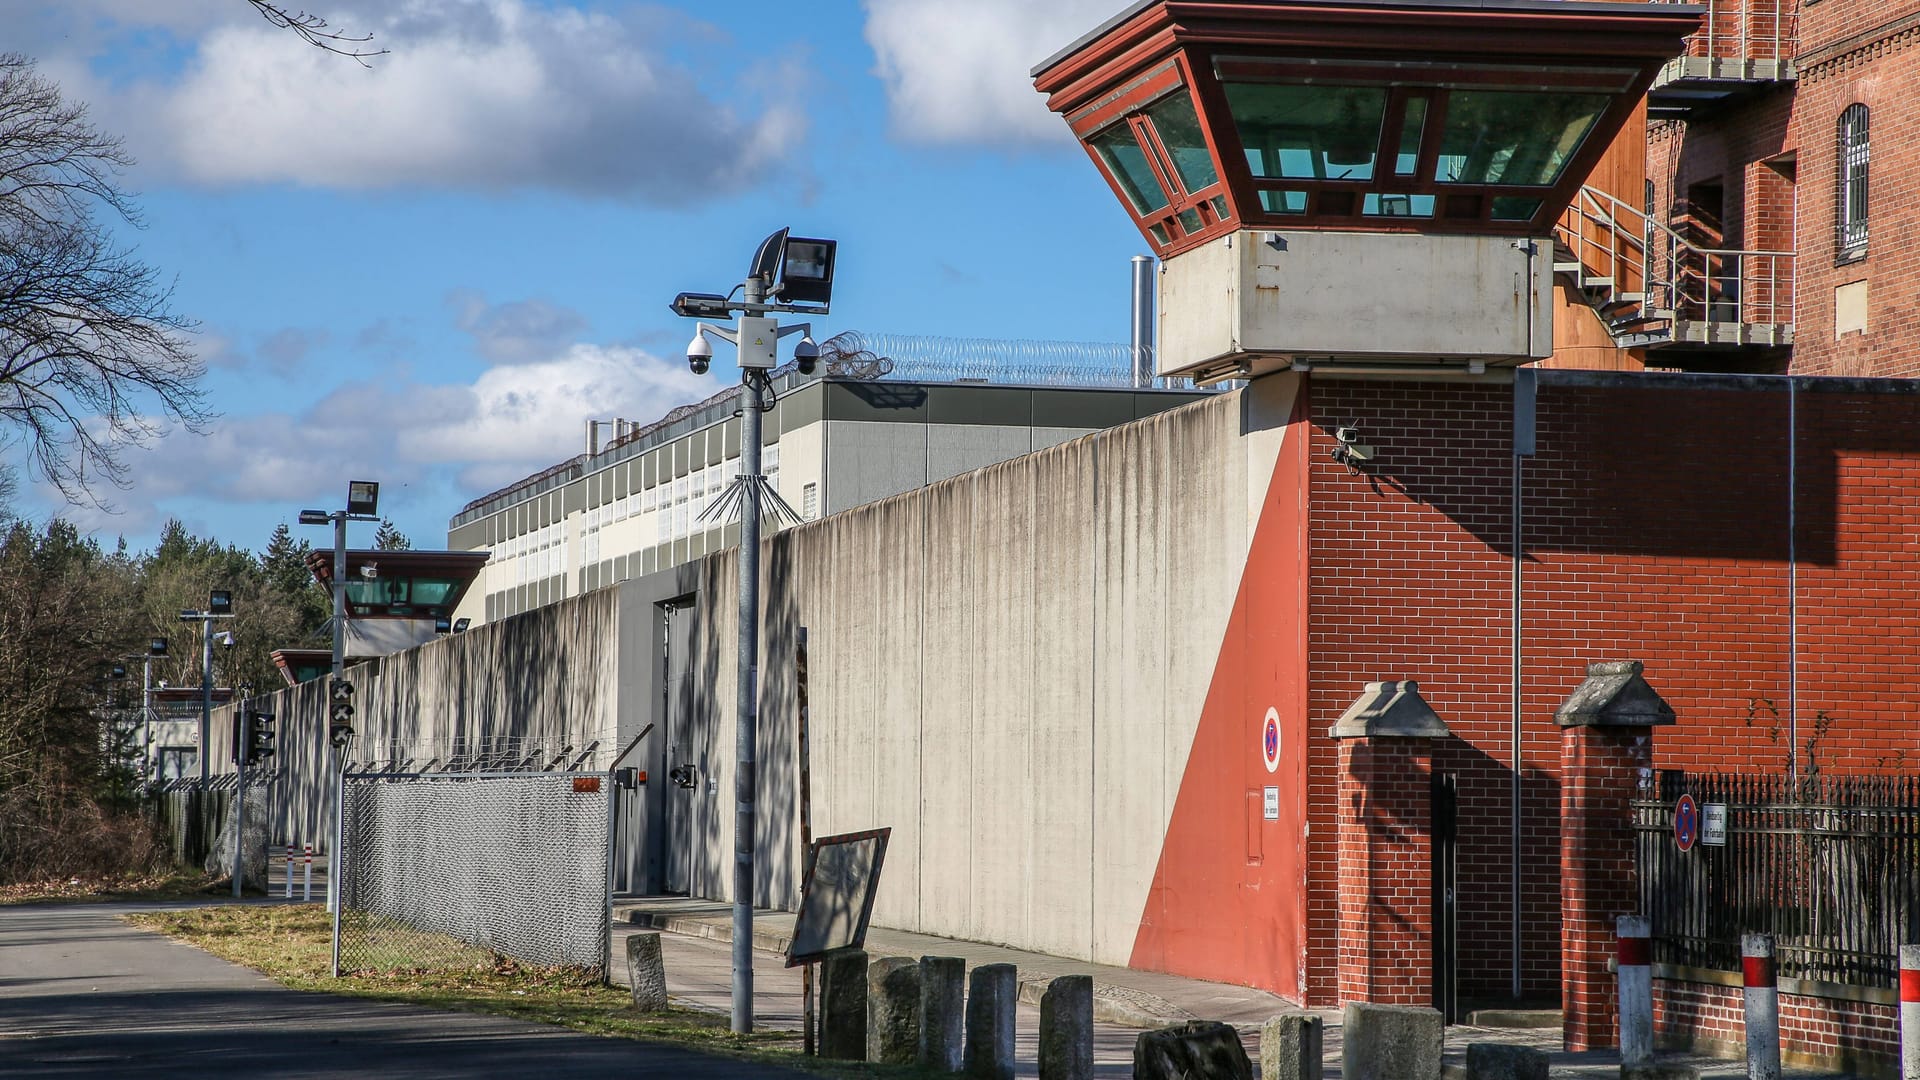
[612,897,1865,1079]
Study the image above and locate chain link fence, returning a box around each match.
[339,771,612,976]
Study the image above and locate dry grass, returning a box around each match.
[128,905,946,1079]
[0,868,220,906]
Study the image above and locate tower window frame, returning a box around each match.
[1836,103,1870,264]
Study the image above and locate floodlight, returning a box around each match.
[208,589,233,615]
[453,618,471,633]
[149,637,169,656]
[777,238,837,306]
[346,480,379,517]
[434,616,452,634]
[670,292,735,320]
[178,609,198,621]
[298,509,329,526]
[111,664,127,679]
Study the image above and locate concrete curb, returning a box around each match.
[619,909,1194,1029]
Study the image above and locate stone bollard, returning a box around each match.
[1464,1042,1548,1080]
[1133,1020,1253,1080]
[1341,1002,1442,1080]
[819,947,868,1061]
[625,932,667,1010]
[868,956,922,1064]
[1038,974,1093,1080]
[919,956,965,1071]
[1902,945,1920,1080]
[1743,933,1781,1080]
[1261,1014,1324,1080]
[964,963,1017,1080]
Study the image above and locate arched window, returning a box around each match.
[1837,104,1870,260]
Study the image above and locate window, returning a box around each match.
[1086,87,1235,252]
[1432,91,1608,186]
[1837,104,1869,261]
[802,482,819,521]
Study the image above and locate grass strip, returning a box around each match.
[126,904,944,1079]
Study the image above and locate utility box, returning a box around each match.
[1159,230,1554,381]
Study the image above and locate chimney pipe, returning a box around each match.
[1130,255,1156,388]
[586,419,600,457]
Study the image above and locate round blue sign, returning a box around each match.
[1675,793,1700,852]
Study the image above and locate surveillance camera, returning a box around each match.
[794,334,819,376]
[686,330,713,375]
[1335,426,1360,444]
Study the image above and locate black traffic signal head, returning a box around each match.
[246,711,276,764]
[328,677,355,745]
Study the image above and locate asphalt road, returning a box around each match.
[0,902,807,1079]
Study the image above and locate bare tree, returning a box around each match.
[0,54,207,504]
[246,2,387,65]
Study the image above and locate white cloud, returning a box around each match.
[447,290,589,365]
[861,0,1128,145]
[26,0,804,200]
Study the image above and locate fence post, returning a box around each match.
[303,843,313,902]
[1617,915,1653,1066]
[285,843,295,899]
[1743,932,1780,1080]
[1901,945,1920,1080]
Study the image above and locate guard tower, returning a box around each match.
[1032,0,1700,383]
[305,549,490,659]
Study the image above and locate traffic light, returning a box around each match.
[245,711,276,764]
[328,678,355,747]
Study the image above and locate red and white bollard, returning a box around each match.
[1900,944,1920,1080]
[284,844,295,899]
[1617,915,1653,1066]
[302,843,313,902]
[1743,932,1781,1080]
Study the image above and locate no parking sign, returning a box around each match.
[1262,707,1281,774]
[1674,793,1700,852]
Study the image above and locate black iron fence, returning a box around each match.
[1633,771,1920,990]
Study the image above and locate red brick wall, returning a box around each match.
[1302,372,1920,1009]
[1335,738,1436,1005]
[1653,978,1899,1075]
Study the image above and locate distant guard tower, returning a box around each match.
[1032,0,1700,383]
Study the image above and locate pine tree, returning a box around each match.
[373,518,412,551]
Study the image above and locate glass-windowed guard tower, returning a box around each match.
[1033,0,1700,383]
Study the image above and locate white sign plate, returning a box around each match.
[1263,786,1279,820]
[1701,803,1728,847]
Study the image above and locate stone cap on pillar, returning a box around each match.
[1329,680,1451,739]
[1554,660,1676,728]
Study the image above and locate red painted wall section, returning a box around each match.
[1128,384,1312,1002]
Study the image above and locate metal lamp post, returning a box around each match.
[299,480,380,977]
[670,228,836,1034]
[177,592,234,785]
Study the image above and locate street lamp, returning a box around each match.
[299,481,381,973]
[670,227,836,1035]
[177,591,236,784]
[138,638,166,784]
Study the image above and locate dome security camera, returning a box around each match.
[794,334,819,377]
[686,331,713,376]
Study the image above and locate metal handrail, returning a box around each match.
[1649,0,1798,66]
[1555,184,1795,329]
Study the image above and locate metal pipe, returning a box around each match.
[329,510,346,975]
[732,276,766,1035]
[1130,255,1156,388]
[1787,378,1798,784]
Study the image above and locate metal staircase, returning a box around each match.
[1553,185,1794,353]
[1645,0,1798,120]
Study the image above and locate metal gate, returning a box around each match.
[1431,770,1460,1021]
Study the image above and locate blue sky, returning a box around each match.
[3,0,1143,552]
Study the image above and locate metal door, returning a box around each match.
[660,600,698,894]
[1431,771,1460,1022]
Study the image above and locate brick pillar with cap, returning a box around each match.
[1332,679,1451,1006]
[1557,660,1674,1052]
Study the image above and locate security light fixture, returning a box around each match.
[434,616,452,634]
[208,590,233,615]
[346,480,379,518]
[776,238,836,306]
[298,509,330,526]
[149,637,168,656]
[453,618,471,633]
[111,664,127,679]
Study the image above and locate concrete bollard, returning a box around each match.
[1618,914,1654,1066]
[1133,1020,1253,1080]
[1464,1042,1548,1080]
[1742,932,1781,1080]
[1261,1014,1323,1080]
[868,956,922,1064]
[1038,974,1093,1080]
[819,947,868,1061]
[624,932,667,1010]
[1341,1002,1442,1080]
[918,956,965,1071]
[963,963,1017,1080]
[1903,945,1920,1080]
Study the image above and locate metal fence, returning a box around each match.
[153,772,282,869]
[339,771,612,976]
[1633,771,1920,989]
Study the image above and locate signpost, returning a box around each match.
[1675,793,1700,852]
